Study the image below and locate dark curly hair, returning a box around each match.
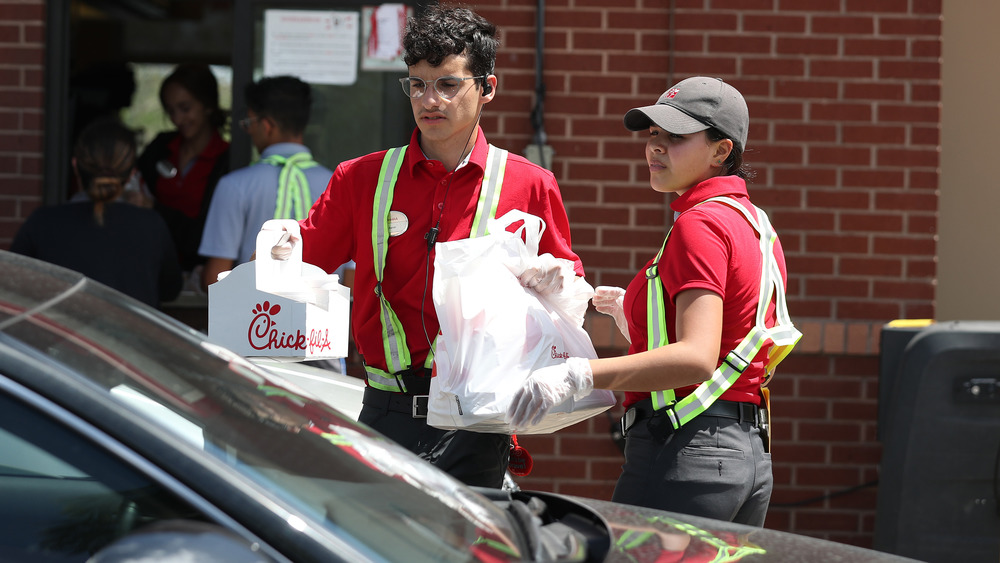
[402,4,499,91]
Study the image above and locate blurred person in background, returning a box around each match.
[137,63,230,282]
[11,117,182,308]
[198,75,349,292]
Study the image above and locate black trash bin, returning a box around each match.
[874,321,1000,562]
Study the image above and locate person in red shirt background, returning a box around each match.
[262,5,582,488]
[507,77,799,526]
[137,63,230,276]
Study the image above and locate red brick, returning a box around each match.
[843,125,905,144]
[811,102,872,122]
[806,278,870,298]
[744,14,807,33]
[710,34,771,54]
[812,16,875,35]
[771,167,838,187]
[807,189,871,209]
[742,57,806,77]
[606,10,670,30]
[840,212,904,232]
[809,146,871,167]
[844,38,907,57]
[812,59,874,79]
[878,16,942,36]
[841,169,904,188]
[779,0,843,12]
[771,210,835,231]
[774,123,837,142]
[787,255,835,276]
[872,235,935,256]
[842,82,904,102]
[845,0,909,12]
[805,234,869,254]
[776,37,837,56]
[880,60,940,80]
[873,279,934,300]
[877,147,939,168]
[840,257,903,277]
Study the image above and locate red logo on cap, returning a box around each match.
[665,87,680,99]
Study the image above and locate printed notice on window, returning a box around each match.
[263,9,358,85]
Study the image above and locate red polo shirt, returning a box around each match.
[620,175,787,409]
[301,128,584,375]
[154,131,229,218]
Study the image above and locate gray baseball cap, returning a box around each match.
[623,76,749,151]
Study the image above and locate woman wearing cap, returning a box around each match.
[505,77,799,526]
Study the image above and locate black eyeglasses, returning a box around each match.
[238,117,258,131]
[399,75,486,99]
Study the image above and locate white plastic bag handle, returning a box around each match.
[256,219,303,294]
[487,210,546,256]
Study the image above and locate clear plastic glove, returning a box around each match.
[592,286,630,344]
[506,357,594,429]
[259,219,301,261]
[518,253,567,295]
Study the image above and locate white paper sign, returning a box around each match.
[264,9,359,85]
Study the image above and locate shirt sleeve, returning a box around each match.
[300,162,354,274]
[661,210,729,303]
[198,175,244,261]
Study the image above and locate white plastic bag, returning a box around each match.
[428,210,616,434]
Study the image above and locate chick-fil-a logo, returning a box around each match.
[248,301,332,353]
[551,345,569,359]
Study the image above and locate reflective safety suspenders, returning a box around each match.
[647,196,801,430]
[259,152,320,220]
[366,144,509,391]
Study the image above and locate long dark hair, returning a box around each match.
[74,117,136,225]
[707,127,755,181]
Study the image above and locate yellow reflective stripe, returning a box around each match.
[647,197,800,427]
[372,147,410,375]
[367,144,505,388]
[471,146,507,237]
[261,152,319,220]
[364,365,406,393]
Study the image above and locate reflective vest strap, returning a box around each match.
[260,152,320,221]
[372,147,411,375]
[367,145,505,389]
[471,146,508,238]
[647,197,800,427]
[365,365,407,393]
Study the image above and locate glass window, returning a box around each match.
[0,393,206,562]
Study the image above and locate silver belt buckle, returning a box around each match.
[621,407,636,436]
[412,395,428,418]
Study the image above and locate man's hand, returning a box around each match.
[592,286,630,343]
[258,219,301,261]
[518,253,568,295]
[506,357,593,429]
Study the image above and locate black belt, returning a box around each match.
[363,386,429,418]
[621,398,760,437]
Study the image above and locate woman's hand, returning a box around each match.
[593,286,630,343]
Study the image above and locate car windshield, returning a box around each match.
[0,252,522,562]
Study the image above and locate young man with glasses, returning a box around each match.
[198,75,340,293]
[260,5,583,488]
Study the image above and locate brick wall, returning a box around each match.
[0,0,44,246]
[467,0,941,548]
